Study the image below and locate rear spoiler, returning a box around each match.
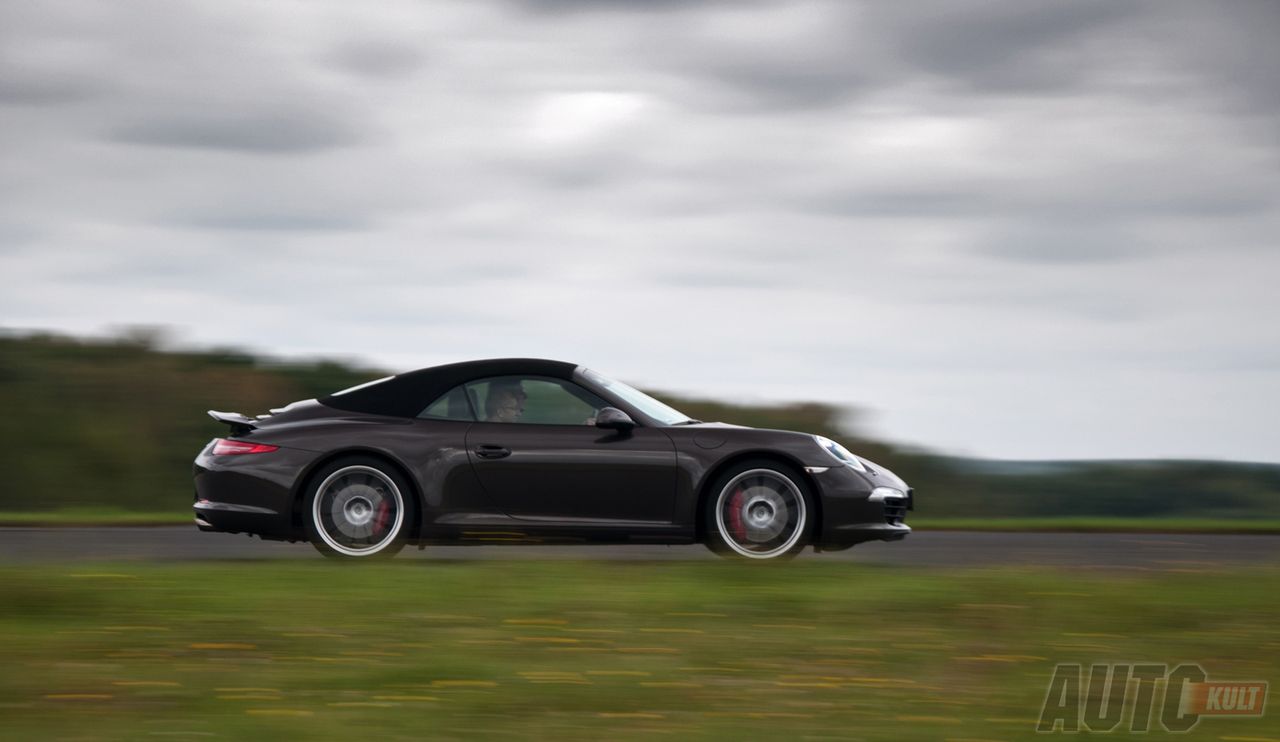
[208,410,258,436]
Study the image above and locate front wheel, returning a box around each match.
[304,456,411,560]
[704,460,813,561]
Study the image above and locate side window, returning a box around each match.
[417,385,477,421]
[466,376,607,426]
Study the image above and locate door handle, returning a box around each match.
[474,445,511,459]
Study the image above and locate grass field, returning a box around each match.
[5,509,1280,533]
[1,562,1277,740]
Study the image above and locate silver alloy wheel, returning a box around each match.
[714,468,807,559]
[311,465,405,557]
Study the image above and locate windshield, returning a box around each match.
[581,368,694,426]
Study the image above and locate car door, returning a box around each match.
[462,376,677,523]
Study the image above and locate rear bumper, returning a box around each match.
[193,499,294,539]
[811,466,913,548]
[192,441,313,540]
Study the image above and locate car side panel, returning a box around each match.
[663,427,843,528]
[196,416,502,540]
[662,427,911,545]
[464,423,678,523]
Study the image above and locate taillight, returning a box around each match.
[211,438,279,455]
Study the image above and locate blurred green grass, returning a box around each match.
[1,561,1277,740]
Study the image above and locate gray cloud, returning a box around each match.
[0,71,101,106]
[326,40,429,79]
[110,110,361,153]
[973,222,1149,266]
[880,1,1136,94]
[1,0,1278,461]
[509,0,737,14]
[171,211,373,232]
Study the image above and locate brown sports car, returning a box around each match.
[194,359,912,560]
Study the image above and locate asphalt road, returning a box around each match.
[0,527,1278,568]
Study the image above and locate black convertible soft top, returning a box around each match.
[320,358,578,418]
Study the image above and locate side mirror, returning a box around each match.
[594,407,636,432]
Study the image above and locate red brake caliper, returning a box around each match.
[727,488,746,542]
[374,499,390,535]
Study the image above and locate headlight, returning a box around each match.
[813,435,867,472]
[869,486,905,502]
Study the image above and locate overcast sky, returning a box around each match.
[2,0,1278,461]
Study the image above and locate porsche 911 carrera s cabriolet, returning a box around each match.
[193,358,912,560]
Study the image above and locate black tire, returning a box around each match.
[703,458,814,561]
[303,455,413,560]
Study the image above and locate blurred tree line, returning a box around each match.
[2,329,1277,518]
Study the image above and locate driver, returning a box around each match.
[485,381,527,423]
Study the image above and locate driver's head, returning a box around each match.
[485,381,526,423]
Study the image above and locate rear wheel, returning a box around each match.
[304,456,411,559]
[704,460,813,561]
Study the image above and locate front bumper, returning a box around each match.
[810,466,913,548]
